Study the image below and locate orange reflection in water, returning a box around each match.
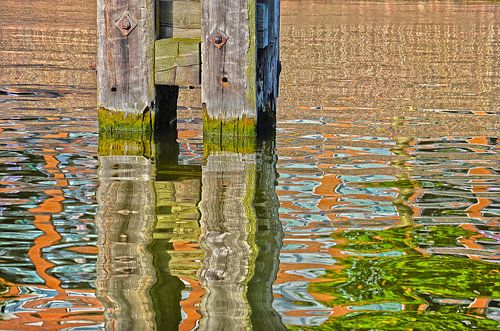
[172,241,204,331]
[0,147,103,330]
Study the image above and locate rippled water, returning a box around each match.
[1,0,499,330]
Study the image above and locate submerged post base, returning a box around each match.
[203,134,256,156]
[98,131,153,157]
[203,110,256,138]
[203,110,258,155]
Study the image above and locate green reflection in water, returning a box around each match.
[149,240,184,330]
[150,132,201,331]
[247,140,286,331]
[301,226,499,330]
[305,311,499,331]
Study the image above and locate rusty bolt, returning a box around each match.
[119,17,131,31]
[214,34,223,44]
[209,30,229,49]
[115,13,138,36]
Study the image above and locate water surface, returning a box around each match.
[0,0,499,330]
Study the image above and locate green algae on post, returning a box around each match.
[203,110,257,155]
[98,107,154,134]
[203,109,256,137]
[97,0,155,129]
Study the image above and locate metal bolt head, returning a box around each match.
[119,17,131,31]
[115,13,137,36]
[208,30,229,49]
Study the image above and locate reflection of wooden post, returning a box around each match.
[151,172,203,330]
[96,151,156,330]
[95,135,283,328]
[248,140,285,330]
[198,152,257,330]
[198,139,284,330]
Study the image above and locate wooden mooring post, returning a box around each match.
[97,0,280,138]
[96,0,156,132]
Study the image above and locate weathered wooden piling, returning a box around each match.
[202,0,280,138]
[97,0,156,132]
[97,0,280,137]
[256,1,281,134]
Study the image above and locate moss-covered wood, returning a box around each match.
[98,0,279,136]
[201,0,280,138]
[98,107,154,134]
[203,107,256,136]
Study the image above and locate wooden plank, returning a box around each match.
[201,0,257,137]
[155,38,201,87]
[159,0,201,39]
[97,0,156,132]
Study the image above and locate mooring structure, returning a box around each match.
[97,0,280,139]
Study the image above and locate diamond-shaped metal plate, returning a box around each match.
[208,30,229,49]
[115,13,137,37]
